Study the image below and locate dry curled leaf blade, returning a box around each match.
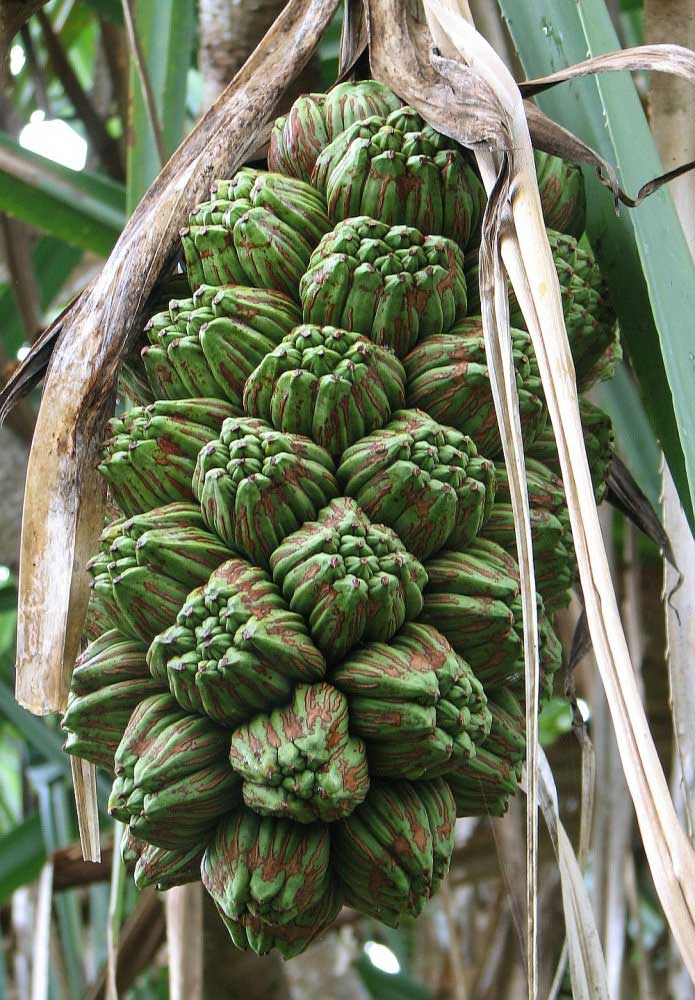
[519,43,695,97]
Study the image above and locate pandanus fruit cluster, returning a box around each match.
[63,80,619,958]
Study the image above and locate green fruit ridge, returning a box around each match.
[63,81,619,959]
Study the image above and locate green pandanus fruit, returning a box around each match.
[420,541,524,690]
[332,622,490,780]
[141,285,300,406]
[109,693,242,850]
[181,169,331,297]
[147,557,326,727]
[444,688,526,817]
[59,77,621,959]
[99,398,235,516]
[534,150,587,238]
[62,630,164,768]
[300,216,467,357]
[121,830,204,892]
[243,325,406,458]
[482,459,575,613]
[192,416,339,567]
[87,504,234,642]
[337,408,495,560]
[312,106,486,248]
[202,811,341,959]
[269,81,402,182]
[403,329,547,458]
[270,497,428,663]
[229,682,370,822]
[420,539,562,698]
[528,399,615,503]
[332,779,456,926]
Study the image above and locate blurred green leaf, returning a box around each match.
[596,363,662,509]
[498,0,695,531]
[82,0,124,23]
[0,814,46,902]
[0,134,125,254]
[538,697,573,747]
[126,0,196,213]
[356,956,431,1000]
[0,236,82,358]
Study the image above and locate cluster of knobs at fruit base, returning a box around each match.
[63,81,619,958]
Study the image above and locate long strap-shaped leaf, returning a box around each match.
[420,0,695,979]
[15,0,339,718]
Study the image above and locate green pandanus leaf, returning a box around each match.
[243,325,406,458]
[181,169,331,296]
[269,82,402,182]
[141,285,301,406]
[147,557,326,727]
[333,622,490,780]
[332,779,454,927]
[312,107,486,249]
[338,408,495,560]
[192,416,339,567]
[229,682,369,822]
[87,504,234,643]
[99,398,235,516]
[270,497,427,663]
[300,216,467,357]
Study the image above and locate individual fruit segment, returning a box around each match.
[338,408,495,560]
[62,630,164,768]
[312,107,486,249]
[269,81,402,181]
[300,216,467,357]
[270,497,427,662]
[201,810,333,941]
[420,542,523,689]
[404,329,546,458]
[332,779,455,927]
[534,150,586,238]
[147,557,326,726]
[99,398,235,516]
[443,687,526,817]
[122,830,204,891]
[110,696,241,850]
[181,169,331,297]
[141,285,301,406]
[482,459,575,613]
[528,399,614,503]
[243,325,406,458]
[332,622,490,779]
[87,504,234,642]
[192,415,339,567]
[229,682,369,822]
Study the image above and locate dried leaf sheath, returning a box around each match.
[417,0,695,981]
[15,0,340,715]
